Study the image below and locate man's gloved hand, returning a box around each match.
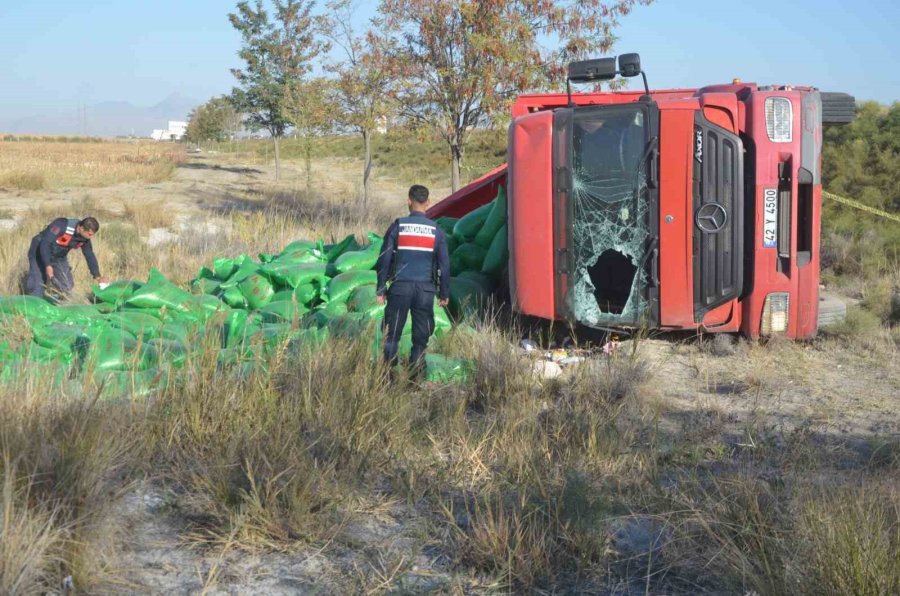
[377,295,386,305]
[45,265,54,280]
[438,298,449,307]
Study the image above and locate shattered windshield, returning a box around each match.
[569,106,652,326]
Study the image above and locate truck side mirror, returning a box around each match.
[618,53,642,78]
[567,58,617,83]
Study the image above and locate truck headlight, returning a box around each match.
[765,97,792,143]
[761,292,790,335]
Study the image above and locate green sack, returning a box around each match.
[446,234,459,256]
[346,284,380,313]
[372,325,412,359]
[359,302,386,319]
[125,269,194,313]
[146,338,187,369]
[23,341,72,364]
[255,322,293,349]
[93,368,167,400]
[302,309,332,329]
[449,275,492,317]
[0,295,59,320]
[222,309,249,348]
[212,257,237,280]
[197,266,216,280]
[238,273,275,310]
[87,326,156,372]
[279,239,320,257]
[92,280,143,306]
[30,322,90,351]
[287,326,330,351]
[452,201,493,242]
[457,270,497,292]
[481,223,508,276]
[258,252,275,263]
[327,270,378,304]
[436,217,459,236]
[425,354,471,384]
[434,304,453,332]
[55,304,103,325]
[219,285,247,309]
[260,299,309,323]
[474,186,507,248]
[105,311,165,340]
[191,277,222,295]
[160,322,191,344]
[219,256,260,288]
[322,300,349,317]
[334,233,383,274]
[274,249,326,266]
[450,243,487,275]
[322,234,362,262]
[327,312,372,338]
[293,282,319,307]
[260,262,329,289]
[191,294,230,318]
[271,289,295,302]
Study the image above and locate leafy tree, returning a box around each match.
[375,0,651,191]
[229,0,325,180]
[282,77,333,192]
[184,96,240,144]
[320,0,393,206]
[822,101,900,280]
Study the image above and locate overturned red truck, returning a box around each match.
[428,53,855,339]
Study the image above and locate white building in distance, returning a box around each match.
[150,121,188,141]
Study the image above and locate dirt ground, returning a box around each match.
[2,154,897,593]
[0,152,430,221]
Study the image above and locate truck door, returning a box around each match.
[554,103,660,328]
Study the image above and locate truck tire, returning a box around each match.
[817,292,847,329]
[821,92,856,125]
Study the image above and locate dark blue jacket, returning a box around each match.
[376,211,450,300]
[33,217,101,278]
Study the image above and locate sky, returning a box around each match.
[0,0,897,123]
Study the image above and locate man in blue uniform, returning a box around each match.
[376,185,451,380]
[26,216,106,300]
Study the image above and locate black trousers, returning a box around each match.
[26,236,74,299]
[383,281,435,376]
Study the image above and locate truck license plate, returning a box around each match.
[763,188,777,248]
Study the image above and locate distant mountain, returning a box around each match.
[0,93,200,137]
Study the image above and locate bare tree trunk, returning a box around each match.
[362,128,372,208]
[304,135,312,194]
[273,135,281,181]
[450,143,462,192]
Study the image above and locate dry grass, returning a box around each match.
[0,371,139,591]
[122,198,177,229]
[0,140,184,189]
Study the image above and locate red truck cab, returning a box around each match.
[429,54,854,339]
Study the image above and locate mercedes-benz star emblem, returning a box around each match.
[695,203,728,234]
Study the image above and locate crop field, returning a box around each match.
[0,140,898,594]
[0,138,185,191]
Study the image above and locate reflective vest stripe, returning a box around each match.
[56,219,82,248]
[398,234,435,250]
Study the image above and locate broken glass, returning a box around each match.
[568,107,651,327]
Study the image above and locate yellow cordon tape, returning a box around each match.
[823,190,900,224]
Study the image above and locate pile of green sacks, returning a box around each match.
[436,184,509,317]
[0,207,505,397]
[0,187,509,399]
